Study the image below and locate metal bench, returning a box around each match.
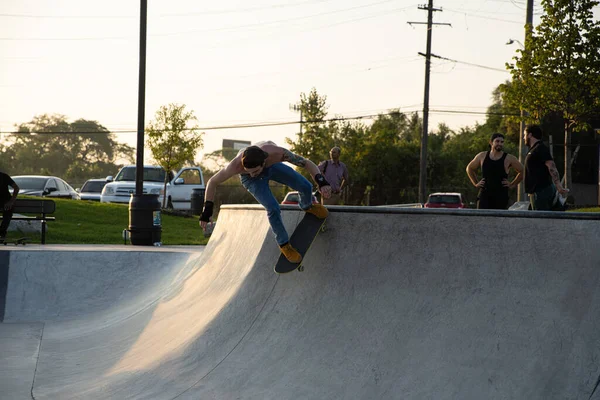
[0,199,56,244]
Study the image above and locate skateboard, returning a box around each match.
[0,237,29,246]
[274,213,327,274]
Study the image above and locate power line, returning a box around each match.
[0,0,337,19]
[444,8,523,24]
[0,0,399,41]
[429,109,519,116]
[425,53,509,73]
[151,0,400,38]
[1,109,522,135]
[159,0,339,17]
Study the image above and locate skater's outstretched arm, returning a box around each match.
[200,160,242,229]
[281,149,332,199]
[204,163,238,203]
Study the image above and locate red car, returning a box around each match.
[281,191,319,205]
[424,192,466,209]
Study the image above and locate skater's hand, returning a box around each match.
[502,179,514,189]
[320,185,332,199]
[4,200,14,211]
[199,201,214,231]
[557,187,570,196]
[199,219,211,230]
[475,178,485,188]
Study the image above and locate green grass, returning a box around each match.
[571,207,600,213]
[5,198,209,245]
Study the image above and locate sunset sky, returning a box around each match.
[1,0,585,161]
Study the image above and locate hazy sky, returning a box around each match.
[0,0,557,160]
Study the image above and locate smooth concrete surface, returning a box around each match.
[0,323,43,399]
[1,207,600,399]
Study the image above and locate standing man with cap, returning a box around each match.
[466,133,524,210]
[318,146,349,205]
[199,141,332,264]
[523,125,569,210]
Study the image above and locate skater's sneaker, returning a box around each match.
[279,242,302,263]
[305,204,329,219]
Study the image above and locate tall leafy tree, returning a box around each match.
[146,103,204,207]
[506,0,600,189]
[285,88,330,163]
[1,114,133,182]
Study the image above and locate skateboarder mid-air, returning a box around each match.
[199,142,332,263]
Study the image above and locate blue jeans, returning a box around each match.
[240,163,313,245]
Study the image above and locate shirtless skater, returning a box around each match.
[199,142,332,263]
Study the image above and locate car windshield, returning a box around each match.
[115,167,166,183]
[285,193,299,202]
[13,177,47,190]
[81,181,106,193]
[428,195,460,204]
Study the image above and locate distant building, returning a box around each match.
[222,139,251,151]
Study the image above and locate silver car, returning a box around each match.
[77,179,108,201]
[12,175,80,200]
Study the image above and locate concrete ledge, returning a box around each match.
[221,203,600,220]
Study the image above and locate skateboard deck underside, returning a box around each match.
[275,213,326,274]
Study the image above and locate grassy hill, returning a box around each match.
[4,198,209,245]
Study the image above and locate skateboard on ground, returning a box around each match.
[274,213,327,274]
[0,237,29,246]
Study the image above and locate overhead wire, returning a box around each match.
[2,108,522,135]
[0,0,338,19]
[426,53,509,73]
[443,9,523,25]
[0,0,401,41]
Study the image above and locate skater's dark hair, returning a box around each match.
[525,125,543,140]
[242,146,268,169]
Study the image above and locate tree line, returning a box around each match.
[0,114,135,184]
[283,87,520,206]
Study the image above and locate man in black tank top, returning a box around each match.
[523,125,569,210]
[466,133,524,209]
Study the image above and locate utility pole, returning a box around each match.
[409,1,450,204]
[517,0,534,201]
[135,0,147,196]
[289,103,303,135]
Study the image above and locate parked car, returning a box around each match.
[77,179,108,201]
[424,192,466,209]
[281,191,319,205]
[12,175,80,199]
[101,165,205,210]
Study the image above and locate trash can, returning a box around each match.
[128,194,162,245]
[191,188,205,216]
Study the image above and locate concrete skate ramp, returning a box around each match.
[2,206,600,399]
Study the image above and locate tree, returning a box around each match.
[201,148,238,171]
[506,0,600,189]
[285,88,331,163]
[146,103,204,207]
[487,83,521,143]
[1,114,134,182]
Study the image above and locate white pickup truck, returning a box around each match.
[100,165,205,210]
